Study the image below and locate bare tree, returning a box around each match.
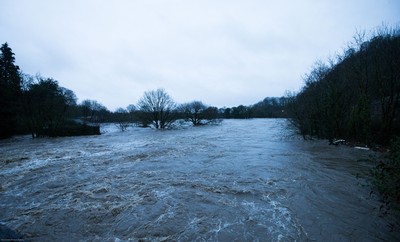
[180,101,207,125]
[114,108,131,131]
[81,99,108,123]
[180,101,220,125]
[137,88,177,129]
[126,104,136,113]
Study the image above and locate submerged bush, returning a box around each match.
[371,137,400,208]
[39,121,100,137]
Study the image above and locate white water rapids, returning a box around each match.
[0,119,399,241]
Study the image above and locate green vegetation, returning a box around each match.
[371,137,400,208]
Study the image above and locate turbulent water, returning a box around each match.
[0,119,399,241]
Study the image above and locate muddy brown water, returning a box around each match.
[0,119,399,241]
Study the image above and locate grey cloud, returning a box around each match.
[1,0,399,110]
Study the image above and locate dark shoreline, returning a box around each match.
[0,224,25,241]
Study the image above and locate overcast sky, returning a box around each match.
[1,0,399,110]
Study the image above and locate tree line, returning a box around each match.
[3,24,399,141]
[287,26,400,145]
[0,41,290,138]
[112,89,221,130]
[222,97,289,119]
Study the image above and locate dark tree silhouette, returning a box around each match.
[137,88,177,129]
[202,106,219,123]
[114,107,131,131]
[23,77,77,137]
[0,43,22,138]
[231,105,251,119]
[80,99,109,123]
[180,101,207,125]
[287,26,400,144]
[180,101,219,126]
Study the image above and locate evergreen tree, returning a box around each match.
[0,42,22,138]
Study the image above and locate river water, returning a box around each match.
[0,119,399,241]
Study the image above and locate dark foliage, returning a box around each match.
[79,99,110,123]
[48,121,101,137]
[371,137,400,208]
[0,43,22,139]
[202,106,219,122]
[222,97,289,119]
[287,27,400,144]
[0,43,102,138]
[180,101,219,125]
[22,77,78,138]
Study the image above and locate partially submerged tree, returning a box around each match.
[202,106,219,123]
[114,107,131,131]
[23,76,77,137]
[137,88,177,129]
[179,101,220,126]
[180,101,207,125]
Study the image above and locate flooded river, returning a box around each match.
[0,119,399,241]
